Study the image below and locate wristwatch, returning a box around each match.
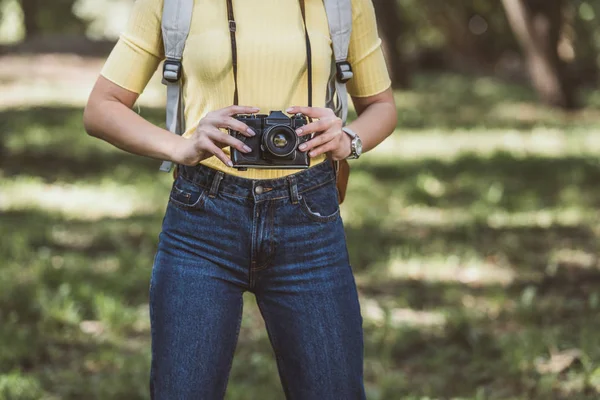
[342,127,363,160]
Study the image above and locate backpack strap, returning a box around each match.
[159,0,194,172]
[323,0,353,204]
[323,0,353,125]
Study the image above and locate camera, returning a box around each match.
[229,111,311,170]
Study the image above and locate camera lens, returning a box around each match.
[273,133,288,148]
[263,125,298,158]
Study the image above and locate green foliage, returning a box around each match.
[398,0,517,60]
[30,0,88,35]
[2,73,600,398]
[0,372,44,400]
[393,0,600,84]
[573,0,600,75]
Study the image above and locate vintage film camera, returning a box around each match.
[230,111,311,170]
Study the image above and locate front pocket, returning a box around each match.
[168,176,207,210]
[297,182,340,223]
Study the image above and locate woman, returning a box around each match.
[84,0,397,398]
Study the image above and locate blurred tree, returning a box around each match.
[396,0,522,76]
[19,0,39,38]
[373,0,410,88]
[421,0,500,70]
[571,0,600,86]
[3,0,88,39]
[501,0,577,109]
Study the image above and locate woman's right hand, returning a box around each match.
[172,105,260,167]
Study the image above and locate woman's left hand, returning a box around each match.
[286,106,351,161]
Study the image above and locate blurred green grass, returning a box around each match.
[2,73,600,399]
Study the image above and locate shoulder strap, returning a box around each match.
[323,0,353,189]
[323,0,353,125]
[159,0,194,172]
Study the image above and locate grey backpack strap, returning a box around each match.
[323,0,353,125]
[159,0,194,172]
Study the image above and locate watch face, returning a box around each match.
[355,137,363,156]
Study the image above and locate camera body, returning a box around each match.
[230,111,311,170]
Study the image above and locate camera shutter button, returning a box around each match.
[255,185,264,195]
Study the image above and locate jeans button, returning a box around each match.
[255,185,264,195]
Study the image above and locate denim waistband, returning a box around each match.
[177,160,336,202]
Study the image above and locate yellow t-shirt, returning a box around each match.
[100,0,391,179]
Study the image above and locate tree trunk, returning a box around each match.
[20,0,41,39]
[501,0,577,109]
[372,0,410,89]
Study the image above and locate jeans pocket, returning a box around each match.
[169,175,208,211]
[298,181,340,223]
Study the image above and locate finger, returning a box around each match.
[298,130,337,152]
[214,116,256,137]
[295,117,336,136]
[220,105,260,116]
[202,116,256,137]
[206,128,253,154]
[205,142,234,168]
[286,106,332,119]
[307,142,338,158]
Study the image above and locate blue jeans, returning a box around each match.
[149,160,366,399]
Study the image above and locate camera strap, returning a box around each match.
[225,0,313,107]
[225,0,239,106]
[299,0,313,108]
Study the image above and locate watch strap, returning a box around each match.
[342,126,357,138]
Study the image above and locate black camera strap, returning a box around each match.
[226,0,313,107]
[226,0,239,106]
[299,0,313,108]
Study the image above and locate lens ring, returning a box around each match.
[263,125,298,158]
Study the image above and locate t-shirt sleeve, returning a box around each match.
[100,0,165,94]
[346,0,392,98]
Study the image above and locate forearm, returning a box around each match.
[83,88,183,162]
[83,99,182,161]
[348,89,397,153]
[286,88,397,161]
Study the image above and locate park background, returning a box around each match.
[2,0,600,399]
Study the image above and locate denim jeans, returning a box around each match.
[149,160,366,399]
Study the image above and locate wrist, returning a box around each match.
[341,126,363,160]
[166,134,188,164]
[341,131,353,159]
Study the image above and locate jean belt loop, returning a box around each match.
[209,171,225,198]
[288,175,300,204]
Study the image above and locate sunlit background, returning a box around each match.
[2,1,600,399]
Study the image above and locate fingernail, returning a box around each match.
[299,144,307,151]
[296,128,303,135]
[247,128,256,136]
[309,152,315,157]
[227,161,234,167]
[243,145,252,153]
[286,108,293,113]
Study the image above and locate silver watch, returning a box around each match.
[342,127,363,160]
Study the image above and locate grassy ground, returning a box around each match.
[2,61,600,399]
